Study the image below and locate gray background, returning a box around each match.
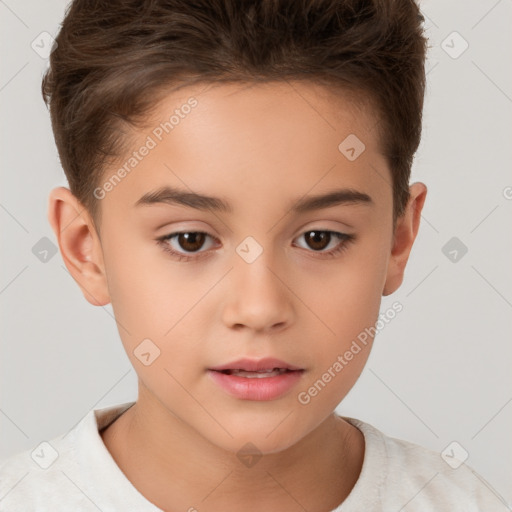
[1,0,511,506]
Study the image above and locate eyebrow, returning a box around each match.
[134,185,373,213]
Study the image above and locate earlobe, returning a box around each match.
[382,182,427,296]
[47,187,111,306]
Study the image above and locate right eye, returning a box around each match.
[156,231,219,261]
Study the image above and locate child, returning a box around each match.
[0,0,508,510]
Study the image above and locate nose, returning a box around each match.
[221,246,295,334]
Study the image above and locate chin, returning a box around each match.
[204,410,307,455]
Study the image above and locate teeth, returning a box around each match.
[226,368,288,378]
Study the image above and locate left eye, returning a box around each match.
[294,230,351,252]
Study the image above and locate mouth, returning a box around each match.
[215,368,296,378]
[207,357,305,400]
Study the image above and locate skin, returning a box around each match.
[47,81,426,512]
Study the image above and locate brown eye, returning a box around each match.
[294,230,355,258]
[175,232,207,252]
[158,231,217,258]
[157,229,354,263]
[303,231,332,251]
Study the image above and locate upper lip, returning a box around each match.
[209,357,303,372]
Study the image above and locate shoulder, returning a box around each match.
[381,433,505,508]
[0,402,141,512]
[0,433,94,511]
[340,417,509,511]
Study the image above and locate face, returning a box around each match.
[52,81,423,455]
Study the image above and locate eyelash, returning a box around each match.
[156,230,356,262]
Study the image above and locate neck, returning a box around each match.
[100,389,364,512]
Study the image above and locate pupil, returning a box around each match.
[179,232,205,252]
[306,231,329,251]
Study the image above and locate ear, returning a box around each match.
[47,187,111,306]
[382,182,427,296]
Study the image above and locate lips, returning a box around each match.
[208,357,305,400]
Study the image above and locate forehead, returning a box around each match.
[100,80,391,222]
[145,79,379,144]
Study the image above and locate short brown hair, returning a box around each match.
[42,0,427,230]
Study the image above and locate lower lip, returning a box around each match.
[208,370,304,401]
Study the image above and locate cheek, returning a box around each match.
[296,276,381,416]
[102,231,193,329]
[303,234,389,396]
[311,249,387,341]
[101,234,216,380]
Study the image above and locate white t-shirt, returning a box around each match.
[0,401,508,511]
